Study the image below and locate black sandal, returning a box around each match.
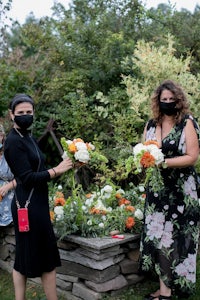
[159,296,172,300]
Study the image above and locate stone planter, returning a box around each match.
[0,226,143,300]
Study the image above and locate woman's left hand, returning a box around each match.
[0,184,9,199]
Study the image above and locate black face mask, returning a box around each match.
[159,102,177,116]
[14,115,33,129]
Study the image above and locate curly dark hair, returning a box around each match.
[151,79,191,124]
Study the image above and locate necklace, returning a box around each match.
[14,127,24,138]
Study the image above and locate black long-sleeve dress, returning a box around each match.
[4,128,61,278]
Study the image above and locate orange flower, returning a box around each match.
[115,193,122,199]
[74,138,84,143]
[144,140,159,147]
[90,207,107,215]
[142,193,146,198]
[118,198,131,206]
[86,142,92,150]
[125,217,135,229]
[125,205,135,212]
[55,191,64,198]
[68,143,77,153]
[54,197,66,206]
[140,152,155,168]
[50,211,55,222]
[85,193,92,198]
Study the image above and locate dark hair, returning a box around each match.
[151,80,190,124]
[10,94,34,113]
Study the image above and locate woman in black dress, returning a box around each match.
[4,94,73,300]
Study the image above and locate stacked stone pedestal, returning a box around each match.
[56,234,143,300]
[0,226,143,300]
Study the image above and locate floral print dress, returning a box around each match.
[139,114,200,297]
[0,154,14,226]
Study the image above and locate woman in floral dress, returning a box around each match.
[139,80,200,300]
[0,124,16,226]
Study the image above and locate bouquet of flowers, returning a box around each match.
[60,137,95,164]
[60,137,109,189]
[133,140,166,193]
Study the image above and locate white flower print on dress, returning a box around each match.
[177,205,184,214]
[145,126,156,141]
[146,212,165,241]
[184,176,197,199]
[158,221,173,249]
[175,253,196,283]
[178,130,186,153]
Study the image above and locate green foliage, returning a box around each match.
[0,0,200,189]
[50,181,145,238]
[122,34,200,120]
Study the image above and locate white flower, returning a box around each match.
[138,185,145,192]
[99,222,104,228]
[107,207,112,212]
[85,198,93,206]
[134,208,144,220]
[87,220,92,226]
[88,142,95,150]
[147,144,164,165]
[75,142,87,151]
[74,149,90,163]
[116,188,125,195]
[102,193,111,199]
[61,151,68,159]
[101,185,113,194]
[95,199,107,211]
[58,185,63,190]
[133,143,146,156]
[82,205,87,211]
[66,140,73,145]
[54,206,64,221]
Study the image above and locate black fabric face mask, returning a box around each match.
[14,115,33,129]
[159,102,177,116]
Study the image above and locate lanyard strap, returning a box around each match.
[15,135,41,209]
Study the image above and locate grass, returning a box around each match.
[0,254,199,299]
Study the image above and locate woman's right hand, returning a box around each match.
[55,158,74,174]
[49,158,74,178]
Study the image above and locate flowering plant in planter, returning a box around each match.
[49,183,145,238]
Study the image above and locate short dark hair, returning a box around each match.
[10,94,34,113]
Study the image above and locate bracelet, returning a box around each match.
[52,168,57,177]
